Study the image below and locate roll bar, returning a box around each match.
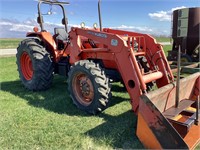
[37,0,103,32]
[37,0,69,32]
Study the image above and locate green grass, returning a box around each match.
[163,45,172,56]
[154,37,172,56]
[0,38,23,49]
[155,37,171,43]
[0,57,143,149]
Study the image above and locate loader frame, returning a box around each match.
[67,27,174,112]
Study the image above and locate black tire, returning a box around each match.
[181,54,192,63]
[16,38,54,91]
[68,60,111,114]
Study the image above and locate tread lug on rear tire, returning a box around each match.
[68,60,111,114]
[16,38,54,91]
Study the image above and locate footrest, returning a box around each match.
[163,99,197,138]
[163,99,195,119]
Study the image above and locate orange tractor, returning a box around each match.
[16,0,200,149]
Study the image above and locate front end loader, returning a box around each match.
[16,0,200,149]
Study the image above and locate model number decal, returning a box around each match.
[87,31,107,38]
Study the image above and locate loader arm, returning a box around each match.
[103,28,174,87]
[69,27,173,112]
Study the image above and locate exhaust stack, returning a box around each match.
[98,0,102,31]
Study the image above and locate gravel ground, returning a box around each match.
[0,49,17,57]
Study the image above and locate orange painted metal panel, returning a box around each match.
[184,125,200,150]
[137,113,162,149]
[138,95,189,149]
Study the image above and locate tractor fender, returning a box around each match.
[26,32,57,59]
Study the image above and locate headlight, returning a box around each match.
[80,22,85,28]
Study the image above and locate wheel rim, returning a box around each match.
[192,44,200,60]
[20,52,33,80]
[181,57,189,63]
[72,72,94,106]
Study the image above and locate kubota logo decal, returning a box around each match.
[87,31,107,38]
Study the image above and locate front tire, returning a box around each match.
[68,60,111,114]
[16,38,54,91]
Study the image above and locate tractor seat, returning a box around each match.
[54,28,68,41]
[54,28,68,50]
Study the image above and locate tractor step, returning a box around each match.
[167,113,197,137]
[163,99,199,138]
[163,99,195,119]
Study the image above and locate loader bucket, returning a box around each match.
[137,72,200,149]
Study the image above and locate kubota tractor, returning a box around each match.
[16,0,200,149]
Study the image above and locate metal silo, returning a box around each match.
[168,7,200,62]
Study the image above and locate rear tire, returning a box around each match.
[16,38,54,91]
[68,60,111,114]
[181,54,192,63]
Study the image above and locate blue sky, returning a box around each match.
[0,0,199,38]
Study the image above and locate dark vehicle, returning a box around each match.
[168,7,200,62]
